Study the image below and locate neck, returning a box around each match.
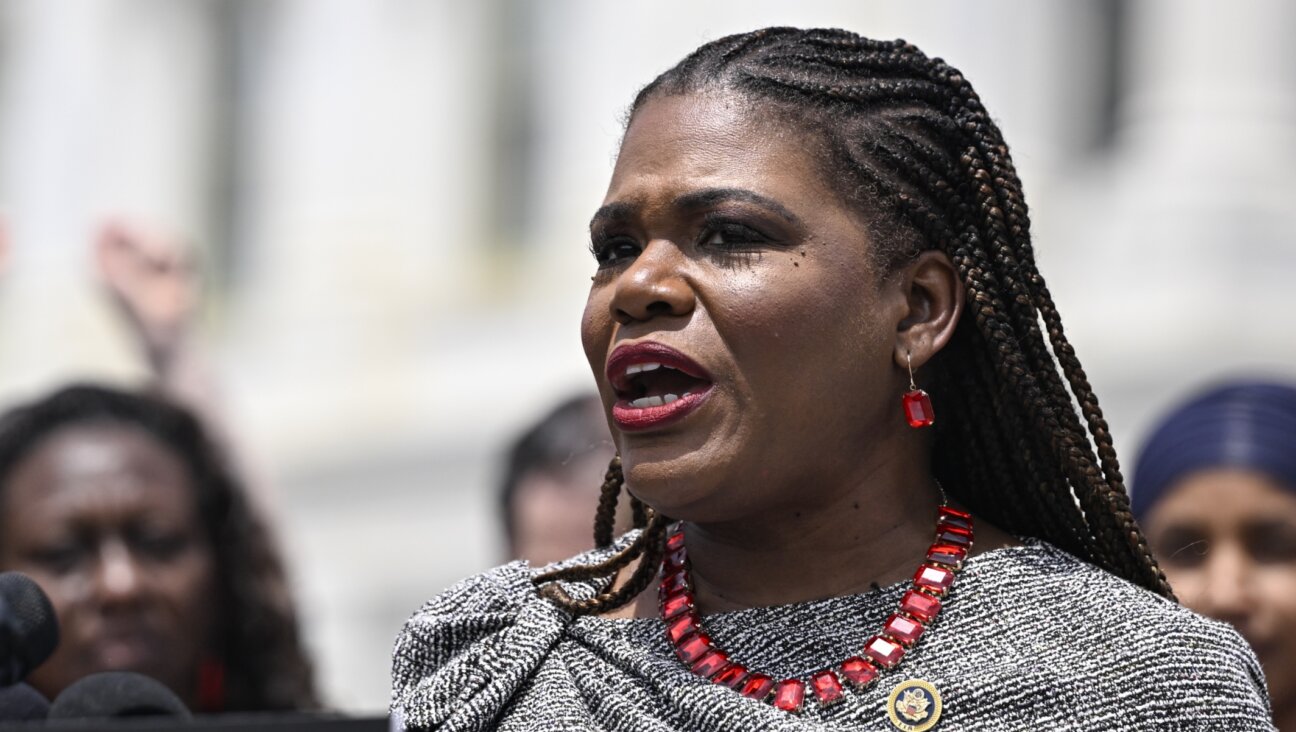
[681,457,943,614]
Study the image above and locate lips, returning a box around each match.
[606,342,714,431]
[89,626,161,669]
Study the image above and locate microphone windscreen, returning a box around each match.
[48,671,192,720]
[0,682,49,721]
[0,571,60,686]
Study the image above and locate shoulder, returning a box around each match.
[390,561,549,731]
[391,541,631,731]
[964,542,1272,728]
[392,560,540,670]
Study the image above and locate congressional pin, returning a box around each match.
[886,678,942,731]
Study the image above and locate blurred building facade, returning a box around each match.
[0,0,1292,711]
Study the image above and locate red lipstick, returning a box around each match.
[605,342,714,432]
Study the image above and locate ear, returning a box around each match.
[893,251,964,372]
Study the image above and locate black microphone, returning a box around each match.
[48,671,192,720]
[0,571,60,688]
[0,681,49,721]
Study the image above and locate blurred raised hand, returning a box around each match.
[94,219,200,375]
[92,220,273,517]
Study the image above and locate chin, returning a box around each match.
[619,453,710,515]
[621,448,735,523]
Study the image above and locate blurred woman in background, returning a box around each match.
[0,384,317,712]
[1137,381,1296,730]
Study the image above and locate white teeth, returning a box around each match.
[662,393,679,404]
[630,395,664,408]
[625,362,662,377]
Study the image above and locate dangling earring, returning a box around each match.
[903,351,935,428]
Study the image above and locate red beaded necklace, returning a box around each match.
[658,505,973,713]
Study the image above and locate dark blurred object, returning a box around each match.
[40,714,389,731]
[0,681,50,721]
[0,571,59,686]
[48,671,191,720]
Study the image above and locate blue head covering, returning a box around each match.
[1131,380,1296,520]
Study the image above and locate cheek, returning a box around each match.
[711,262,884,385]
[156,546,218,628]
[581,288,612,370]
[1160,566,1208,607]
[176,547,217,597]
[1256,565,1296,621]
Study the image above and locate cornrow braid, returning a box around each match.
[539,27,1172,616]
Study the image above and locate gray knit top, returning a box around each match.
[391,537,1273,731]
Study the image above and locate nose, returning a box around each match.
[93,539,145,608]
[610,240,695,324]
[1198,541,1255,628]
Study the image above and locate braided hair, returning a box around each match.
[0,384,319,711]
[536,27,1173,614]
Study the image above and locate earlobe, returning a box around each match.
[894,251,964,371]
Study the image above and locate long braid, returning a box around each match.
[593,455,623,549]
[540,27,1173,616]
[535,456,671,615]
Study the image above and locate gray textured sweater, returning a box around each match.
[391,538,1273,731]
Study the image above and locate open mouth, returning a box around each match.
[606,343,714,430]
[612,361,711,406]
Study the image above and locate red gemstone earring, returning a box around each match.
[902,351,934,428]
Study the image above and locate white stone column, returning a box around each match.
[1046,0,1296,445]
[0,0,218,401]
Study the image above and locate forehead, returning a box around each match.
[1152,468,1296,526]
[1,423,196,525]
[605,91,833,209]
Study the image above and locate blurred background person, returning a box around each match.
[1135,381,1296,731]
[0,384,318,712]
[498,394,617,566]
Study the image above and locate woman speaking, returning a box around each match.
[392,28,1272,730]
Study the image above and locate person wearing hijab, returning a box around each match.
[1136,381,1296,731]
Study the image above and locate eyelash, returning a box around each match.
[589,217,775,268]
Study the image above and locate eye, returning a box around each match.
[697,217,774,251]
[1245,523,1296,563]
[128,528,192,561]
[590,235,642,268]
[28,541,86,575]
[1152,527,1209,568]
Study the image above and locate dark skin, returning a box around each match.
[1145,469,1296,731]
[0,424,217,705]
[581,91,1015,619]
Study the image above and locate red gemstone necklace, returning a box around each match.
[658,504,973,713]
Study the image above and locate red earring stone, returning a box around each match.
[903,389,935,428]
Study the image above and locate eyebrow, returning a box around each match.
[588,187,802,232]
[588,202,636,233]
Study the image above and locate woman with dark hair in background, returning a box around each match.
[393,28,1271,730]
[0,384,317,712]
[1136,381,1296,731]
